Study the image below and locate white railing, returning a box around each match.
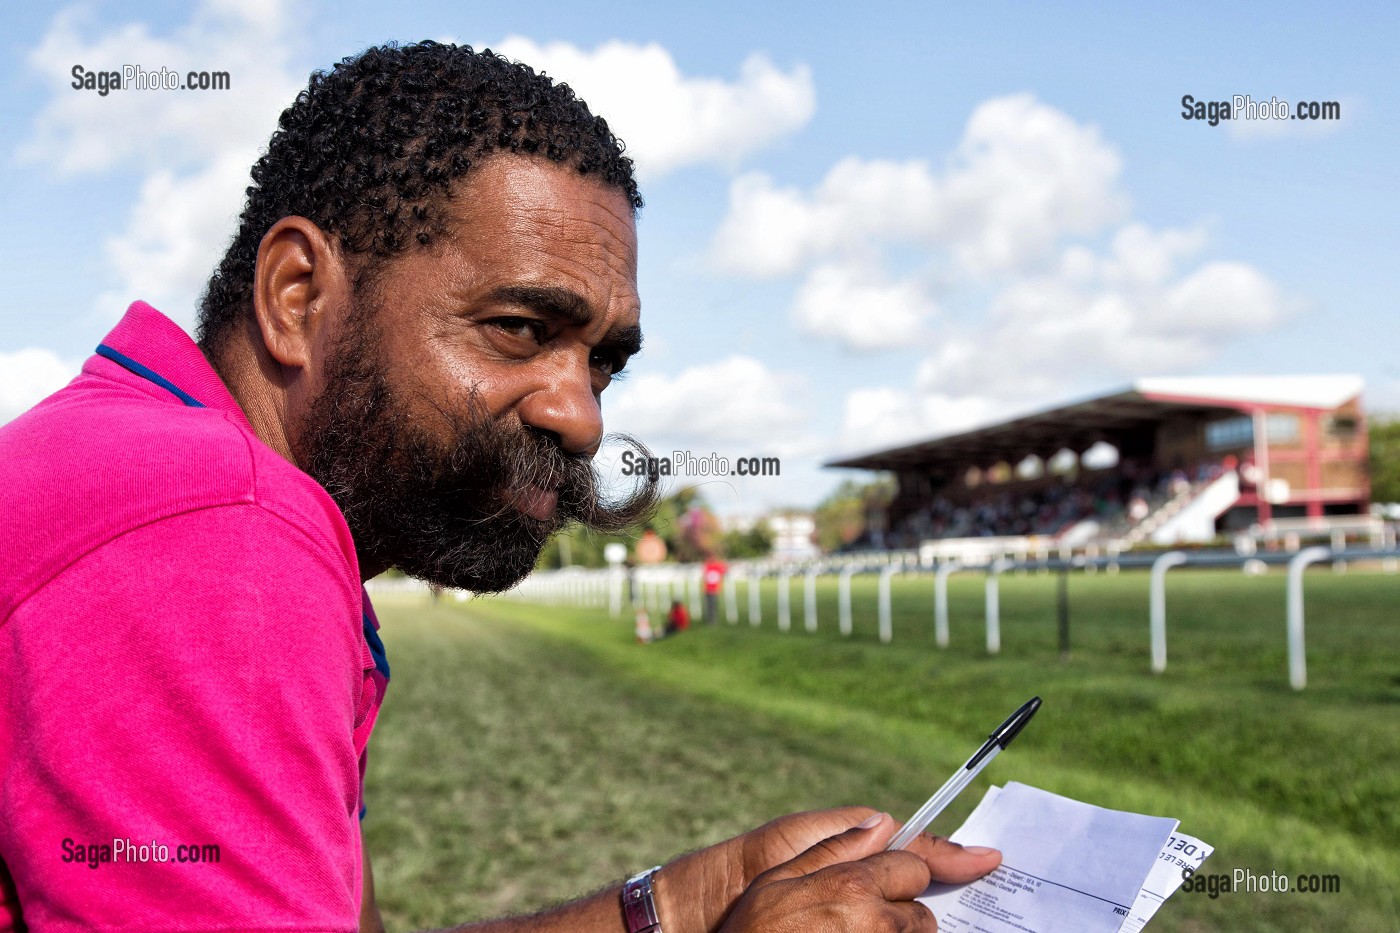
[501,542,1397,691]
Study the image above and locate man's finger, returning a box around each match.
[902,832,1002,883]
[823,850,941,904]
[758,812,894,883]
[888,899,939,933]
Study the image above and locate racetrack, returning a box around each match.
[363,568,1400,931]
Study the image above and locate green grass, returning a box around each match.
[362,568,1400,931]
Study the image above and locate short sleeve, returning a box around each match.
[0,504,366,932]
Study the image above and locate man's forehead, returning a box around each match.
[448,157,637,257]
[431,156,641,320]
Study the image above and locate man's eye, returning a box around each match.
[591,349,628,379]
[492,318,547,343]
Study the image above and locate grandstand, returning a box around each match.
[827,376,1370,551]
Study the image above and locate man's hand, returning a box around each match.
[720,812,999,932]
[654,808,1000,932]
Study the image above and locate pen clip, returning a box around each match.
[991,696,1041,750]
[964,697,1039,769]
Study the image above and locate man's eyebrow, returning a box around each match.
[488,283,643,356]
[488,284,595,327]
[603,324,644,358]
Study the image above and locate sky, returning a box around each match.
[2,1,1396,516]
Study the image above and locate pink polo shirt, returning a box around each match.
[0,302,388,931]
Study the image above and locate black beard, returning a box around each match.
[292,301,657,593]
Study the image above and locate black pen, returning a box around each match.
[886,697,1042,851]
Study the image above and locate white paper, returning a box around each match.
[1116,831,1214,933]
[918,782,1180,933]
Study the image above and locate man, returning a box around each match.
[701,554,728,624]
[0,42,999,931]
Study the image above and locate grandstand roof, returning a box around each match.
[827,375,1365,472]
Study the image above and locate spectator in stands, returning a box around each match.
[0,41,997,932]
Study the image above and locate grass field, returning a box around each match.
[362,567,1400,931]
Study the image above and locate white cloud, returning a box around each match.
[93,151,257,328]
[829,217,1290,454]
[709,88,1289,379]
[20,1,304,325]
[835,386,1002,455]
[711,94,1129,280]
[944,93,1128,275]
[914,229,1288,400]
[1159,262,1285,335]
[605,356,806,446]
[1060,223,1207,288]
[791,262,937,350]
[490,37,815,180]
[0,348,80,425]
[20,2,301,175]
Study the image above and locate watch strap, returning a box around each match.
[622,865,663,933]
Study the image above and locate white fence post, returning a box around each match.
[985,559,1010,655]
[748,571,762,627]
[725,571,738,623]
[804,567,819,632]
[1149,551,1189,674]
[838,566,857,637]
[878,565,899,644]
[688,569,701,617]
[1287,547,1331,691]
[934,561,960,648]
[777,568,792,632]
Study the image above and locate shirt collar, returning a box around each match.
[88,300,255,433]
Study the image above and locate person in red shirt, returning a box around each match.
[666,600,691,636]
[702,555,728,625]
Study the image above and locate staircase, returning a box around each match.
[1120,472,1241,547]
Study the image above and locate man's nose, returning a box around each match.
[516,364,605,457]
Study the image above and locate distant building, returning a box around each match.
[768,513,820,561]
[722,512,820,561]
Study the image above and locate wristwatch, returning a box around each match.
[622,865,663,933]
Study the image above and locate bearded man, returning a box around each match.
[0,42,998,932]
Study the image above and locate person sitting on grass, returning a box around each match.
[665,600,691,637]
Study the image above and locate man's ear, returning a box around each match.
[251,216,350,371]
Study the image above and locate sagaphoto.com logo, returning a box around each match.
[71,64,231,96]
[1180,865,1341,899]
[618,450,781,481]
[1180,93,1340,127]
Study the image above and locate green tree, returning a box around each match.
[720,520,774,559]
[813,476,894,553]
[534,486,723,569]
[1370,414,1400,505]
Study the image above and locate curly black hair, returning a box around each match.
[197,40,642,357]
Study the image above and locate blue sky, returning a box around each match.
[2,1,1395,515]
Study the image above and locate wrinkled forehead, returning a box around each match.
[434,156,640,316]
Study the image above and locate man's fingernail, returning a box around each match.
[857,813,886,830]
[963,846,998,856]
